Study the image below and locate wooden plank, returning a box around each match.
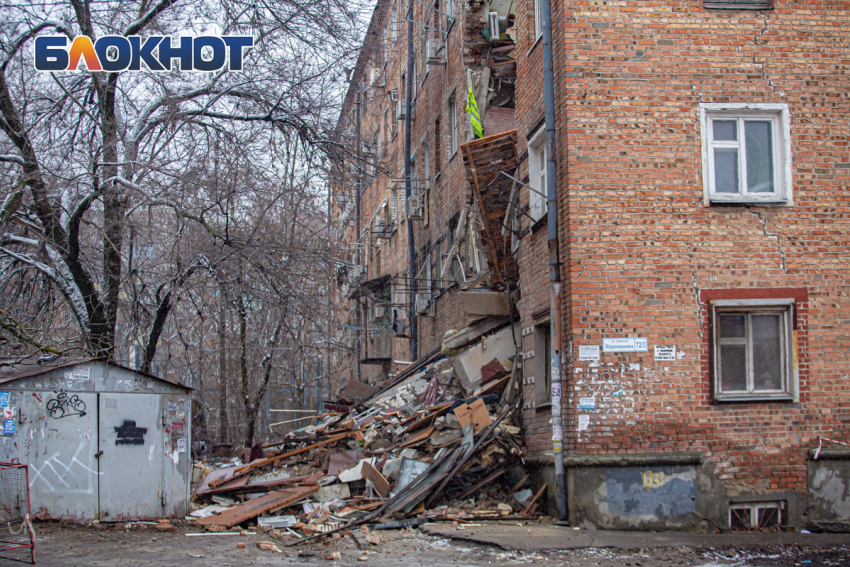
[196,486,319,528]
[209,431,354,488]
[523,483,547,515]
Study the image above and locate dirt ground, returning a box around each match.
[4,521,847,567]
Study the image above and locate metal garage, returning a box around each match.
[0,357,191,522]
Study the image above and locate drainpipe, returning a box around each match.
[355,89,362,382]
[405,0,418,362]
[542,0,568,522]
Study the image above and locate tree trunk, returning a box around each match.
[218,286,229,444]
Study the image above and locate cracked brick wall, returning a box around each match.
[513,0,850,509]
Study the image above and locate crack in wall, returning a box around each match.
[751,14,783,95]
[683,243,703,335]
[750,209,788,273]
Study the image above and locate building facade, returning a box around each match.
[333,0,850,531]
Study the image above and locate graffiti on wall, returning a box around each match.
[46,393,87,419]
[29,440,101,493]
[115,420,147,445]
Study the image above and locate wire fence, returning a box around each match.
[0,464,35,565]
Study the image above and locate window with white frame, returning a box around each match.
[445,0,454,24]
[448,94,458,156]
[700,103,792,204]
[712,299,796,401]
[528,128,548,222]
[534,0,543,41]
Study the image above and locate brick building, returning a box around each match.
[333,0,850,531]
[331,0,518,383]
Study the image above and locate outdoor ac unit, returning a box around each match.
[488,11,501,41]
[415,295,433,316]
[374,219,391,239]
[407,195,424,220]
[426,39,445,65]
[396,99,406,120]
[369,67,385,87]
[389,89,399,102]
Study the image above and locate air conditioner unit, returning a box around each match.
[389,89,399,102]
[396,99,406,120]
[426,39,445,65]
[407,195,424,220]
[336,193,348,208]
[369,67,385,87]
[374,219,391,239]
[415,295,433,316]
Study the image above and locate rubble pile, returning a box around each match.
[190,318,540,545]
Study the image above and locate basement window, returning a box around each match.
[712,299,796,402]
[699,103,792,205]
[705,0,772,9]
[729,501,785,531]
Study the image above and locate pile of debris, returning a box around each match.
[191,317,543,546]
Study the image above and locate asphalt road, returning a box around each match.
[11,521,850,567]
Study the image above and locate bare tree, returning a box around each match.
[0,0,364,367]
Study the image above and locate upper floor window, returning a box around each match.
[699,103,792,205]
[704,0,772,9]
[528,127,548,222]
[533,0,543,41]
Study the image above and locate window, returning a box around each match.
[390,2,397,43]
[448,95,458,156]
[445,0,454,25]
[434,116,442,173]
[528,128,548,222]
[712,299,796,401]
[534,322,551,407]
[730,501,784,531]
[533,0,543,41]
[699,103,792,204]
[421,139,430,226]
[390,185,398,225]
[705,0,772,10]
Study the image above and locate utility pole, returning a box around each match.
[542,0,567,522]
[405,0,418,362]
[355,89,363,382]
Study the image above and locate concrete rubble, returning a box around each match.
[188,318,535,546]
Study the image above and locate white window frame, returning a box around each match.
[699,103,792,206]
[448,94,458,157]
[528,127,548,222]
[533,0,543,41]
[445,0,455,25]
[711,298,797,402]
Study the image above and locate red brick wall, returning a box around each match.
[516,0,850,499]
[333,1,488,384]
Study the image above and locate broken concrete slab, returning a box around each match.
[442,317,510,353]
[314,483,351,503]
[458,289,510,319]
[451,325,519,395]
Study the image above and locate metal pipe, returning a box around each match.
[542,0,568,522]
[355,89,362,382]
[405,0,418,362]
